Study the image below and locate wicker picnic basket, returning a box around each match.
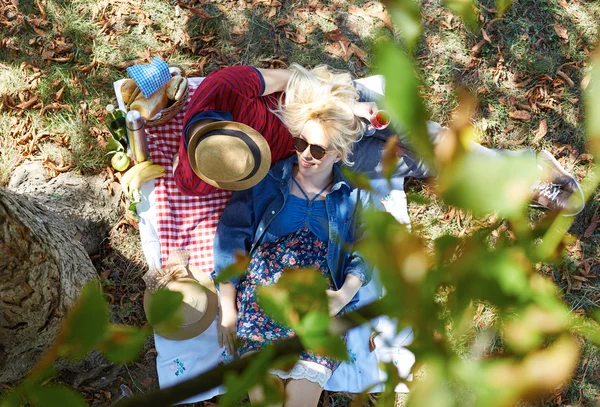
[129,65,189,127]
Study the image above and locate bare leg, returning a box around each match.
[284,379,323,407]
[248,375,284,407]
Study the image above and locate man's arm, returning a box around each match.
[256,68,291,96]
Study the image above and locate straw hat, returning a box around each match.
[187,121,271,191]
[143,265,218,341]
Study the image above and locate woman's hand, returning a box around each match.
[326,275,363,317]
[217,282,238,356]
[326,289,351,317]
[352,101,378,120]
[218,307,238,356]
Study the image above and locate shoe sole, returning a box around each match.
[537,150,585,216]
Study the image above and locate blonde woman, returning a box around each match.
[213,65,372,406]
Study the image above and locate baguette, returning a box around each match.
[175,78,188,100]
[129,84,169,120]
[120,79,138,104]
[166,76,188,101]
[166,76,183,100]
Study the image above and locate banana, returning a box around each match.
[120,161,153,195]
[128,164,167,200]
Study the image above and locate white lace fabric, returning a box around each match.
[270,360,333,387]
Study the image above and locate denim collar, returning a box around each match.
[268,156,352,193]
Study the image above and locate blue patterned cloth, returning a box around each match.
[223,227,342,373]
[126,57,171,98]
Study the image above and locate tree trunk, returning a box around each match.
[0,161,122,384]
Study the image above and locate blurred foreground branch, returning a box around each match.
[116,299,385,407]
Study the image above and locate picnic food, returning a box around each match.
[166,76,188,101]
[128,163,167,201]
[120,79,139,105]
[120,75,188,121]
[129,85,170,121]
[120,160,154,196]
[111,151,131,172]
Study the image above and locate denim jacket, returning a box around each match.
[213,155,372,310]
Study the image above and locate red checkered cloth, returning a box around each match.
[146,81,232,274]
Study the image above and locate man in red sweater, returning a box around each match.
[175,66,293,196]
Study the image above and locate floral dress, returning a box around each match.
[223,179,342,386]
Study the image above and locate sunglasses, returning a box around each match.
[293,137,333,160]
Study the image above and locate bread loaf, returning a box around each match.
[129,84,169,120]
[120,79,138,104]
[166,76,183,100]
[175,78,188,100]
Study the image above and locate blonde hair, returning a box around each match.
[274,64,365,166]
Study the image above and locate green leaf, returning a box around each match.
[296,311,347,360]
[257,284,296,327]
[59,281,109,360]
[101,324,149,363]
[297,310,330,338]
[28,384,87,407]
[146,288,183,327]
[0,390,22,407]
[585,50,600,161]
[444,0,478,31]
[220,347,276,406]
[406,192,431,206]
[437,153,537,218]
[376,42,434,167]
[495,0,513,16]
[405,359,453,407]
[358,210,429,320]
[386,1,422,52]
[213,252,250,285]
[258,268,329,329]
[382,135,400,181]
[301,333,348,362]
[340,168,373,191]
[106,136,125,153]
[128,201,139,213]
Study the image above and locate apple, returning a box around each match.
[111,151,131,172]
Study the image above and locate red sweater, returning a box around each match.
[175,66,294,196]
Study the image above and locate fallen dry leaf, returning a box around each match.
[532,119,548,143]
[276,15,291,27]
[348,3,393,32]
[471,39,487,56]
[267,7,279,18]
[583,209,599,238]
[49,56,73,63]
[557,70,575,87]
[15,95,39,110]
[76,58,97,73]
[184,5,220,20]
[54,86,65,102]
[509,110,531,122]
[285,28,307,44]
[141,377,154,387]
[350,43,369,66]
[481,27,492,43]
[41,102,72,116]
[553,24,568,40]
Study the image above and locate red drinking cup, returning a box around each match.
[370,110,391,130]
